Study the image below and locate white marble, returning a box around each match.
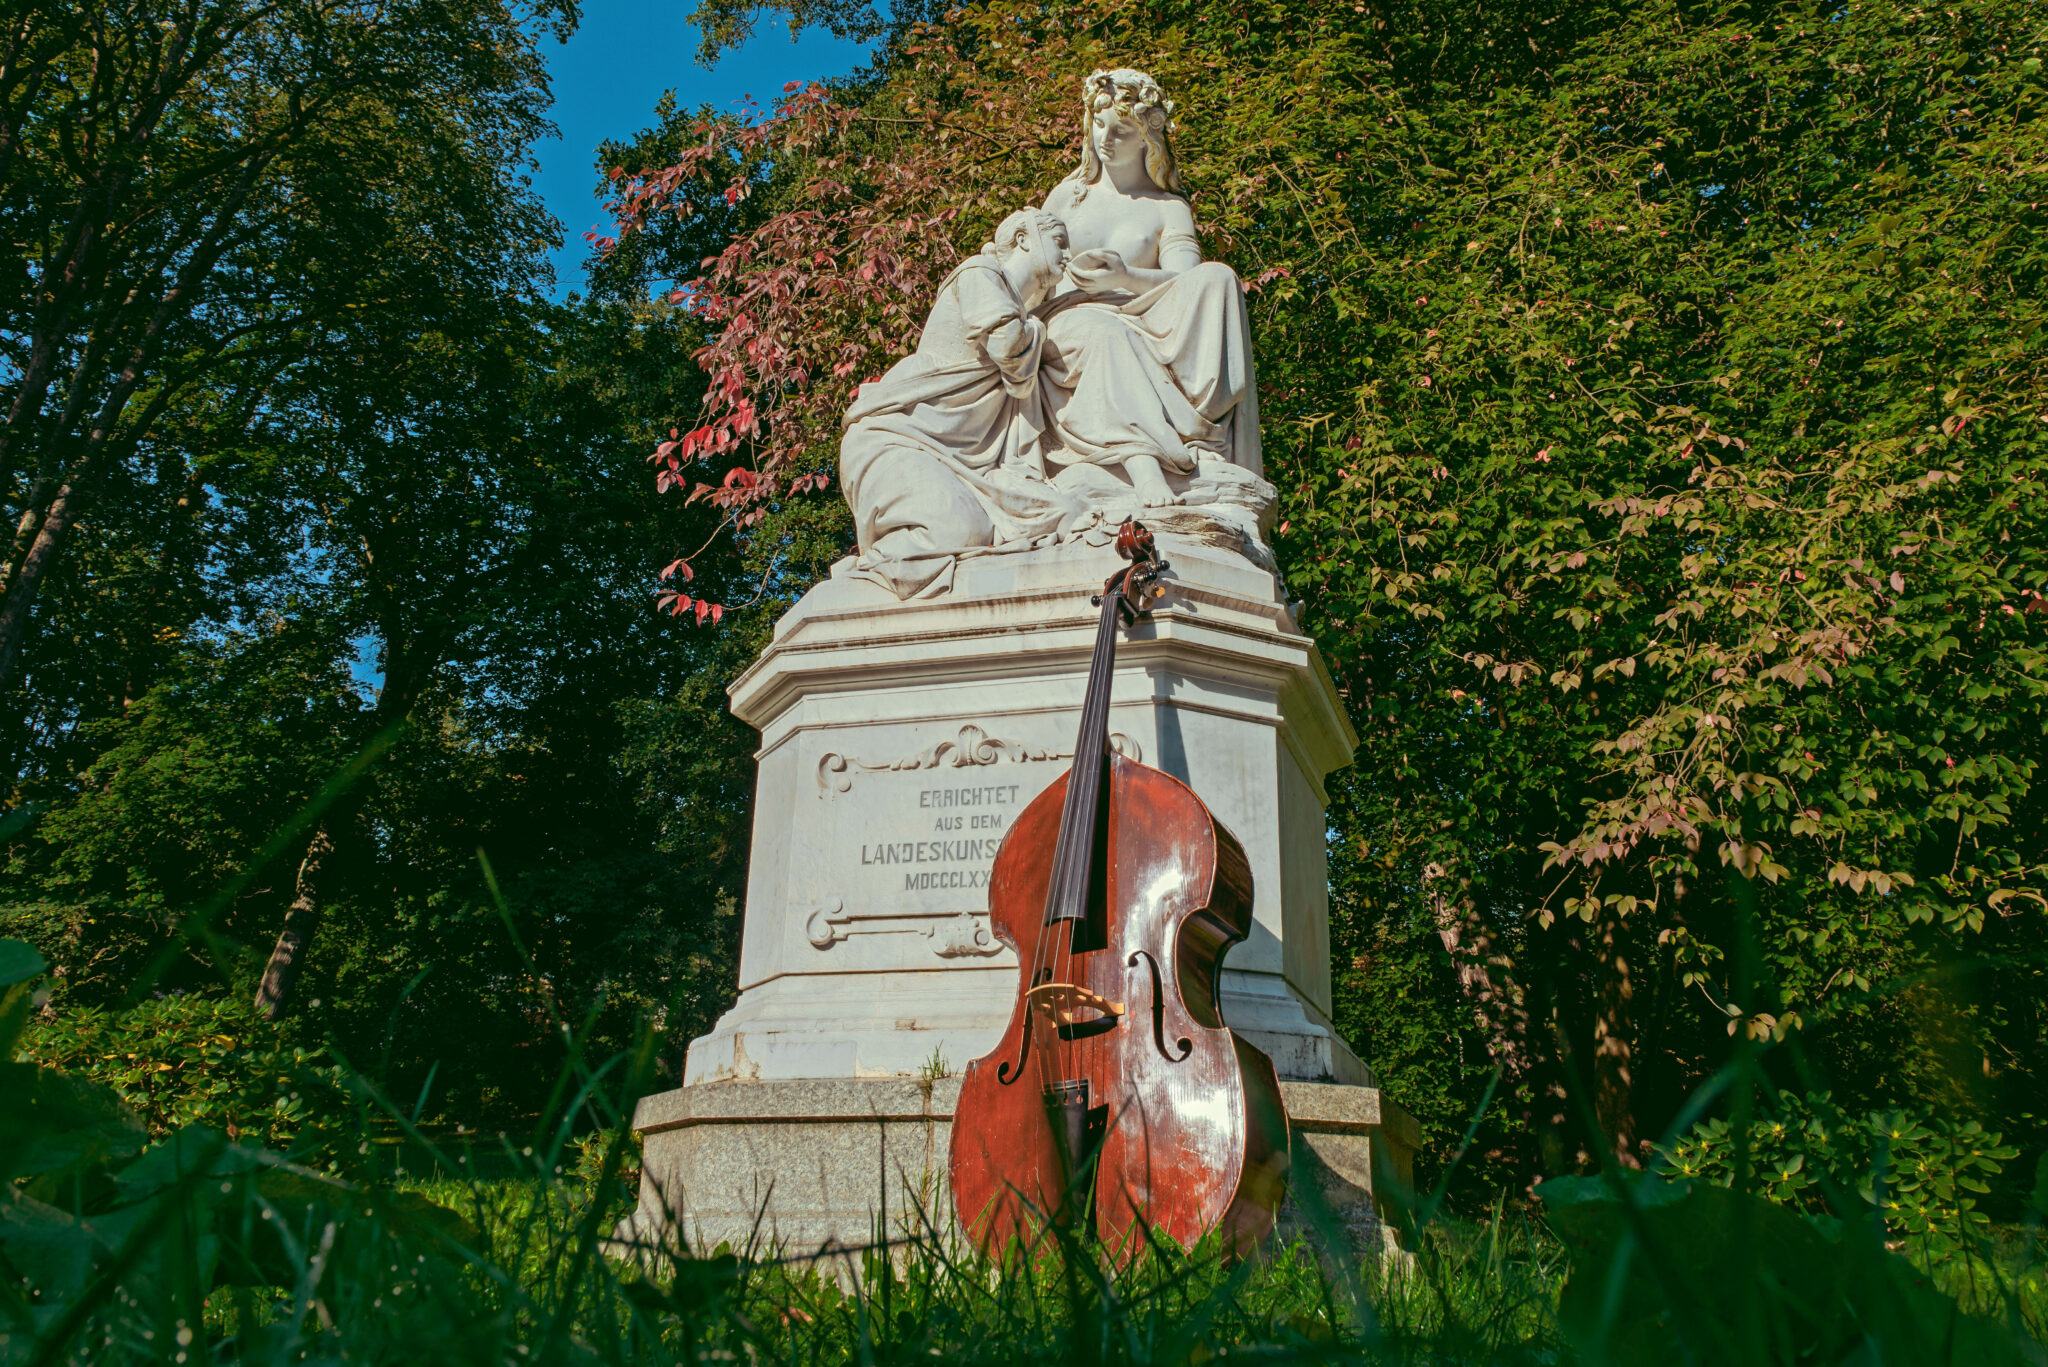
[839,68,1275,600]
[681,533,1371,1089]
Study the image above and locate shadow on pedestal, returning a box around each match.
[612,1076,1419,1265]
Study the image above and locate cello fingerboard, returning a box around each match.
[1043,582,1125,937]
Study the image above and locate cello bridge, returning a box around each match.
[1027,982,1126,1027]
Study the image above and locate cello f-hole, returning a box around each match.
[996,1016,1033,1085]
[1127,949,1193,1063]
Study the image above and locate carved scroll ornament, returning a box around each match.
[804,901,1005,959]
[816,723,1139,795]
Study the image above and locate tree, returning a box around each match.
[1,293,757,1116]
[604,0,2048,1184]
[0,0,565,729]
[0,0,782,1119]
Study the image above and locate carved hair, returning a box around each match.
[983,206,1066,261]
[1064,68,1182,202]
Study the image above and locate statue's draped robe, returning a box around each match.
[840,257,1081,598]
[1040,260,1263,479]
[839,249,1266,600]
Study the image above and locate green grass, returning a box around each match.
[6,930,2043,1366]
[232,1157,1575,1367]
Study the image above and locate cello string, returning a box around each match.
[1060,568,1120,1104]
[1062,574,1115,1086]
[1017,546,1138,1221]
[1038,569,1109,1126]
[1045,583,1094,1099]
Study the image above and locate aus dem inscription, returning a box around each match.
[864,781,1022,893]
[801,724,1138,958]
[806,769,1048,958]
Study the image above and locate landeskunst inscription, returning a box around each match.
[866,780,1021,893]
[804,724,1138,958]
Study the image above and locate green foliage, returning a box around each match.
[1219,0,2048,1171]
[17,993,342,1151]
[1661,1091,2022,1260]
[1,293,750,1123]
[0,632,364,998]
[1539,1173,2041,1365]
[2,0,761,1134]
[0,0,568,744]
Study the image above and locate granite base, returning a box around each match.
[614,1077,1418,1263]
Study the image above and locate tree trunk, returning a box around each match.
[0,469,89,692]
[0,156,264,695]
[249,611,447,1019]
[1592,913,1641,1167]
[254,821,336,1019]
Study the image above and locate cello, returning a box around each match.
[950,520,1289,1256]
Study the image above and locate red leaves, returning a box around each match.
[589,46,1075,636]
[656,588,725,624]
[659,558,693,583]
[1245,265,1292,294]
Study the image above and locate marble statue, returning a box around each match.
[840,207,1084,598]
[1039,68,1263,503]
[839,68,1276,598]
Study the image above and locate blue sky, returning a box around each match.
[348,8,870,693]
[533,2,874,295]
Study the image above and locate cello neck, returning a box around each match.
[1043,520,1165,928]
[1043,581,1127,926]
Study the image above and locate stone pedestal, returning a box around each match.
[618,1078,1418,1260]
[623,533,1413,1257]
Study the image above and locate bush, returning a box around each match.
[1659,1091,2020,1261]
[1540,1174,2040,1365]
[17,991,343,1150]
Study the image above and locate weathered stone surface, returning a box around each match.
[1278,1082,1422,1260]
[680,532,1368,1092]
[616,1077,1417,1260]
[618,1078,958,1259]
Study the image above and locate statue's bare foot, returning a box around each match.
[1126,454,1182,507]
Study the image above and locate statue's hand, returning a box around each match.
[1065,248,1130,294]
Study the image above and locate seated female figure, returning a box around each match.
[1038,69,1262,508]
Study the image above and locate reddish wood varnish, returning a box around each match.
[950,734,1289,1258]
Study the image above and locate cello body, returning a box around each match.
[949,524,1289,1256]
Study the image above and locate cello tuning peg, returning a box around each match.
[1090,593,1104,607]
